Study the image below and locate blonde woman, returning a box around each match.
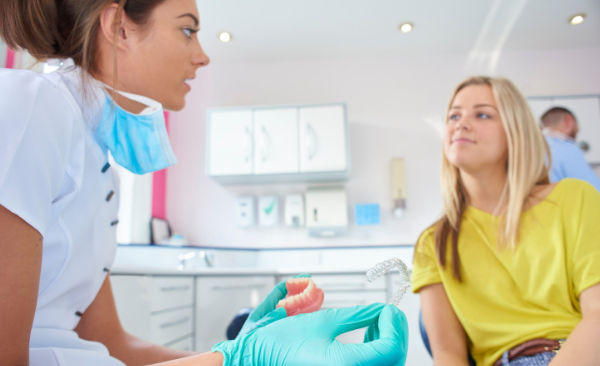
[412,76,600,366]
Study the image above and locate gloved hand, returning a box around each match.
[236,274,311,338]
[213,303,408,366]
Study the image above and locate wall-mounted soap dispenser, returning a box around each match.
[391,158,406,217]
[285,194,305,227]
[305,187,348,237]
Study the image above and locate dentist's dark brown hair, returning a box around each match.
[0,0,165,76]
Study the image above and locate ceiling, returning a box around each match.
[195,0,600,64]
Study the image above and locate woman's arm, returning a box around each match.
[548,283,600,366]
[420,283,470,366]
[74,275,203,366]
[0,205,43,366]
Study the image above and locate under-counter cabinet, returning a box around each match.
[195,276,276,352]
[528,96,600,164]
[111,276,195,348]
[207,104,350,184]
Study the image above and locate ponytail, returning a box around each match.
[0,0,166,75]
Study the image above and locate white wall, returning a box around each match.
[166,47,600,248]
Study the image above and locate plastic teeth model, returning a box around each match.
[276,278,325,317]
[366,257,411,307]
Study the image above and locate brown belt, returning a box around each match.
[492,338,563,366]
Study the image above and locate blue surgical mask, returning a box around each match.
[95,86,177,175]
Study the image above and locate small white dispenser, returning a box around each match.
[285,194,305,227]
[235,196,255,228]
[305,187,348,237]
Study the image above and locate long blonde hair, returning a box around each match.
[432,76,550,280]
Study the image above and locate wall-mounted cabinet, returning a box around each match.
[528,95,600,164]
[206,104,350,185]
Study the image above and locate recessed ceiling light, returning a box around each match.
[219,32,232,42]
[570,14,585,25]
[399,23,413,33]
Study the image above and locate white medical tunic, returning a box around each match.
[0,65,126,366]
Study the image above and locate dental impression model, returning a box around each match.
[366,257,411,307]
[276,278,325,316]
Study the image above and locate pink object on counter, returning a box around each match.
[151,111,170,220]
[276,278,325,317]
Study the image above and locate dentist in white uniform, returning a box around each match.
[0,0,408,366]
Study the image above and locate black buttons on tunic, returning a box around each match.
[110,220,119,226]
[103,267,110,272]
[75,311,83,317]
[101,163,110,173]
[106,190,114,202]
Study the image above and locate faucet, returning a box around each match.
[178,252,196,271]
[199,250,215,267]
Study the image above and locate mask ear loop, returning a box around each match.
[366,258,411,307]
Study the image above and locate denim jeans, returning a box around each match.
[500,351,556,366]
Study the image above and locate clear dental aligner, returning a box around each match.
[366,257,411,307]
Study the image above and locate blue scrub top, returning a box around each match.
[545,135,600,192]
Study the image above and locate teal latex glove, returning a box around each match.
[364,305,409,366]
[213,303,408,366]
[236,274,311,338]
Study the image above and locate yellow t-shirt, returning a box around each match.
[412,178,600,366]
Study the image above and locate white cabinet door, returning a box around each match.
[299,105,348,172]
[253,108,299,175]
[208,110,254,176]
[196,276,275,352]
[111,275,153,342]
[552,97,600,164]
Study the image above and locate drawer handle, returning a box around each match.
[211,284,267,291]
[160,285,190,292]
[160,316,190,329]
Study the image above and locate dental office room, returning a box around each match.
[1,0,600,365]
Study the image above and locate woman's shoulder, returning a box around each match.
[542,178,600,216]
[551,178,599,202]
[416,223,437,250]
[0,69,79,133]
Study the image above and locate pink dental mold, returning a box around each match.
[276,278,325,317]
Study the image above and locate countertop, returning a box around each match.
[110,265,372,276]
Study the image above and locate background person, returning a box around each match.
[541,107,600,192]
[0,0,407,365]
[413,77,600,366]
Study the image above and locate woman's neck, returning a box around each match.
[92,61,146,114]
[460,165,508,214]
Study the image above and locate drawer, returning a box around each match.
[151,277,194,312]
[151,307,193,345]
[310,274,386,291]
[196,276,276,353]
[321,291,387,309]
[165,335,194,351]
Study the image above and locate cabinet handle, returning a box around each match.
[305,124,318,160]
[160,285,190,292]
[160,316,190,329]
[260,126,270,162]
[244,126,252,163]
[211,284,267,291]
